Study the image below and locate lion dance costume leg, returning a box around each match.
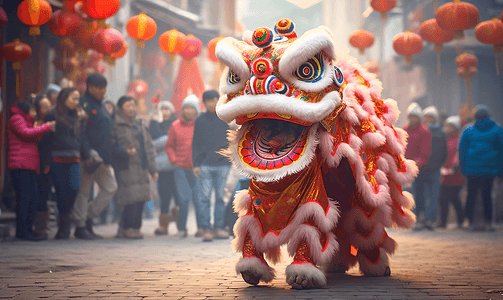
[215,19,417,289]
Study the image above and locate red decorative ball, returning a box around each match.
[252,27,273,48]
[251,58,273,78]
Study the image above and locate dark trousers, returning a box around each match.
[158,170,179,214]
[37,171,52,212]
[438,185,464,226]
[51,162,80,215]
[465,175,494,223]
[10,169,39,238]
[123,202,144,230]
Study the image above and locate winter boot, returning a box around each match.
[55,213,71,240]
[154,213,171,235]
[85,218,103,239]
[33,211,49,240]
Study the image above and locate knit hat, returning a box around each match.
[444,115,461,131]
[474,104,490,121]
[45,83,61,96]
[160,101,175,114]
[182,94,200,115]
[422,106,439,123]
[406,102,422,119]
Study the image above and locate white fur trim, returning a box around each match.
[285,263,327,288]
[383,99,400,126]
[357,247,390,277]
[235,256,276,283]
[380,153,418,186]
[233,190,252,217]
[216,91,341,124]
[228,124,319,183]
[342,206,392,251]
[287,225,338,266]
[215,38,251,88]
[233,201,339,256]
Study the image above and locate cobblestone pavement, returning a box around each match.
[1,218,502,300]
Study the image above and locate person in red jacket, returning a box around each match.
[7,102,55,241]
[402,102,432,230]
[165,95,200,238]
[437,116,466,229]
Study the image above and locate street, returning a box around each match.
[1,218,503,300]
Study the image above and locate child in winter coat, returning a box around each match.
[165,95,200,238]
[438,116,466,229]
[7,101,55,241]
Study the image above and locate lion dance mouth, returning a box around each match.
[239,119,310,170]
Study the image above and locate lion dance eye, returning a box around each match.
[333,66,344,87]
[293,53,324,83]
[227,69,240,85]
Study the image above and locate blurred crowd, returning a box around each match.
[402,101,503,232]
[3,72,503,242]
[4,73,239,241]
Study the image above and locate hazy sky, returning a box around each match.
[236,0,323,37]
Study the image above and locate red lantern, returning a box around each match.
[475,18,503,75]
[180,35,202,60]
[435,0,479,40]
[111,40,128,59]
[370,0,396,20]
[392,31,423,65]
[159,29,187,61]
[0,7,8,29]
[48,9,81,37]
[84,0,121,27]
[455,52,478,69]
[93,27,125,65]
[0,39,32,99]
[126,12,157,70]
[17,0,53,36]
[349,29,375,55]
[455,52,477,108]
[207,36,224,62]
[420,19,454,74]
[128,79,149,99]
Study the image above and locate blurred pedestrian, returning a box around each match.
[150,101,179,236]
[73,74,117,240]
[459,105,503,232]
[111,96,158,239]
[166,95,200,238]
[7,101,55,241]
[437,116,466,229]
[45,83,61,107]
[32,94,55,240]
[419,106,448,230]
[192,90,231,242]
[104,100,116,120]
[41,88,89,239]
[402,102,432,230]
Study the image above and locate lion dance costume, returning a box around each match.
[215,19,417,289]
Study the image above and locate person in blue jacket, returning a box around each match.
[459,105,503,232]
